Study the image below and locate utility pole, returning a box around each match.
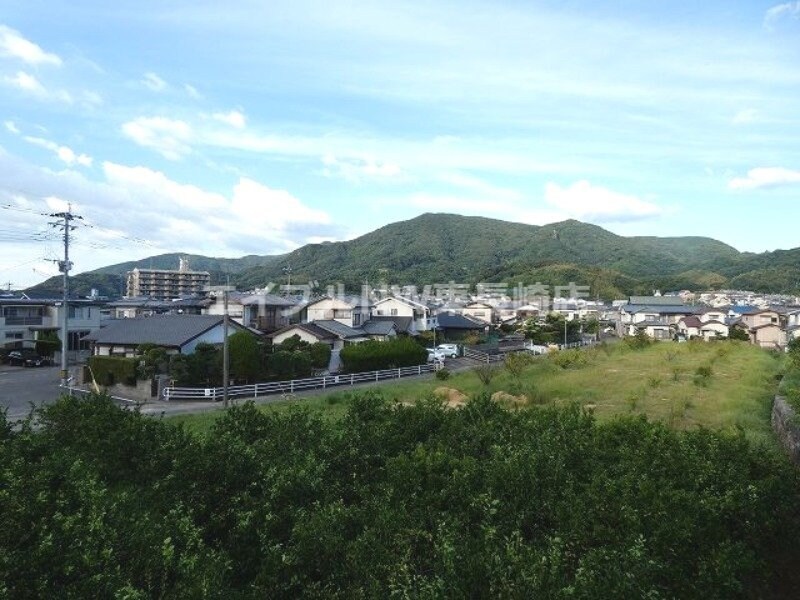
[207,281,235,408]
[49,205,81,388]
[223,277,230,408]
[283,265,292,290]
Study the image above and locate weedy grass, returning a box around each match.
[172,341,780,447]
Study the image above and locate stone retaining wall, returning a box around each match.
[772,395,800,465]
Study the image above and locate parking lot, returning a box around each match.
[0,365,62,421]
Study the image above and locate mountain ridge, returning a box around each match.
[24,213,800,298]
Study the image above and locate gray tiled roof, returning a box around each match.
[361,320,397,336]
[268,322,337,340]
[628,296,686,306]
[369,316,414,333]
[313,320,368,339]
[436,312,486,330]
[83,315,241,347]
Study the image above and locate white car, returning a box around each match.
[427,348,446,363]
[436,344,459,358]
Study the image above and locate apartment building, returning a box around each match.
[126,258,211,300]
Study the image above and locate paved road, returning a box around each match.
[0,355,489,422]
[0,365,63,421]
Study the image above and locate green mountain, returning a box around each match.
[24,213,800,298]
[26,252,282,297]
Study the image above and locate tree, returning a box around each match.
[308,343,332,369]
[35,330,60,357]
[229,331,263,383]
[728,327,750,342]
[504,352,533,381]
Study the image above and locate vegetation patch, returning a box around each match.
[3,394,798,598]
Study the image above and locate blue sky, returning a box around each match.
[0,1,799,288]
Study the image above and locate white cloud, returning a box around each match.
[732,109,760,125]
[322,153,402,182]
[230,178,330,230]
[728,167,800,190]
[4,121,19,134]
[184,84,202,99]
[544,180,662,222]
[3,70,72,103]
[103,162,226,210]
[22,135,93,167]
[0,25,62,66]
[764,2,800,28]
[121,116,193,160]
[141,72,167,91]
[211,110,246,128]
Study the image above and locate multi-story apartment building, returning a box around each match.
[126,258,211,300]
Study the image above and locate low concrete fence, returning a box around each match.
[772,395,800,465]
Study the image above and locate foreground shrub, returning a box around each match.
[0,394,798,598]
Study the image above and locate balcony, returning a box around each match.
[3,316,43,326]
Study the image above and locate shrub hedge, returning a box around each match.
[339,337,427,373]
[87,355,137,386]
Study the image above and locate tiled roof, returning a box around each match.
[83,315,244,347]
[369,315,414,333]
[628,296,686,306]
[268,322,337,340]
[436,312,486,330]
[313,320,368,339]
[361,320,397,336]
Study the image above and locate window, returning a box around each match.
[353,313,362,326]
[5,332,23,339]
[390,308,398,316]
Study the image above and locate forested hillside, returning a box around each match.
[25,213,800,298]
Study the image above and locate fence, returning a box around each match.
[463,340,597,363]
[162,363,436,402]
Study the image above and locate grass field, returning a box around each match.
[170,340,783,446]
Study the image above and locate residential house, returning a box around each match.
[618,296,697,339]
[436,312,487,339]
[748,323,787,350]
[303,295,373,328]
[83,314,251,357]
[676,316,729,340]
[462,302,494,324]
[0,296,104,360]
[205,292,296,332]
[787,309,800,341]
[371,296,434,333]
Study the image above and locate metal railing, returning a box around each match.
[162,363,436,402]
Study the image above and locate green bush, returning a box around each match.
[435,368,451,381]
[308,342,332,369]
[1,394,798,597]
[339,337,427,373]
[87,355,137,386]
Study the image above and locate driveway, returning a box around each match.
[0,365,62,421]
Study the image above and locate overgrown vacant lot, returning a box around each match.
[174,341,782,446]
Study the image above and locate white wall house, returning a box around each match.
[304,296,372,328]
[371,296,433,332]
[463,302,494,324]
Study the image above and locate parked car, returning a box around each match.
[436,344,459,358]
[6,350,52,367]
[427,348,446,363]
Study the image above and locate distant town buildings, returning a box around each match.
[125,258,210,301]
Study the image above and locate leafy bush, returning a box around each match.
[626,328,652,349]
[35,330,60,358]
[308,342,332,369]
[1,394,798,598]
[87,355,137,386]
[339,337,427,373]
[473,364,498,385]
[435,368,451,381]
[551,348,589,369]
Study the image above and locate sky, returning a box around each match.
[0,1,799,288]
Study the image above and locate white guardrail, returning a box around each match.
[162,363,437,402]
